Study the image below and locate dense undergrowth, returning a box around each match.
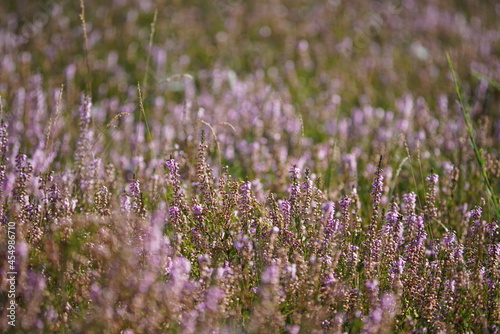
[0,0,499,333]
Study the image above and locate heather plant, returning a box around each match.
[1,0,500,333]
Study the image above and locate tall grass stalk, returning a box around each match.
[143,8,158,93]
[79,0,92,96]
[446,53,500,221]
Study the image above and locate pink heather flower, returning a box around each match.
[198,254,210,264]
[14,154,33,204]
[454,244,465,259]
[16,240,28,259]
[289,182,301,199]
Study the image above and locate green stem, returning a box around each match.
[446,53,500,221]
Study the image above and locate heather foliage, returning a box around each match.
[1,0,499,333]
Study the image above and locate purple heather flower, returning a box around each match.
[300,179,313,192]
[322,201,335,214]
[339,196,351,212]
[240,181,251,193]
[284,263,297,279]
[454,243,465,259]
[204,286,224,312]
[198,254,210,264]
[370,167,384,203]
[380,292,397,313]
[262,264,279,285]
[341,153,357,175]
[414,230,427,250]
[288,183,301,200]
[129,178,140,197]
[425,173,439,185]
[169,206,181,220]
[325,212,341,236]
[166,158,179,174]
[170,256,191,279]
[390,256,406,277]
[406,213,424,231]
[289,166,300,179]
[346,245,359,264]
[234,234,250,250]
[192,203,203,216]
[486,220,499,234]
[402,192,417,214]
[366,279,379,292]
[443,279,456,292]
[385,202,400,224]
[16,240,28,260]
[79,94,92,129]
[281,200,291,225]
[119,195,131,213]
[216,262,234,280]
[488,243,500,258]
[286,325,300,334]
[469,205,482,221]
[323,273,336,286]
[442,232,456,245]
[320,320,331,328]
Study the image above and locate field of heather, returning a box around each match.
[1,0,499,333]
